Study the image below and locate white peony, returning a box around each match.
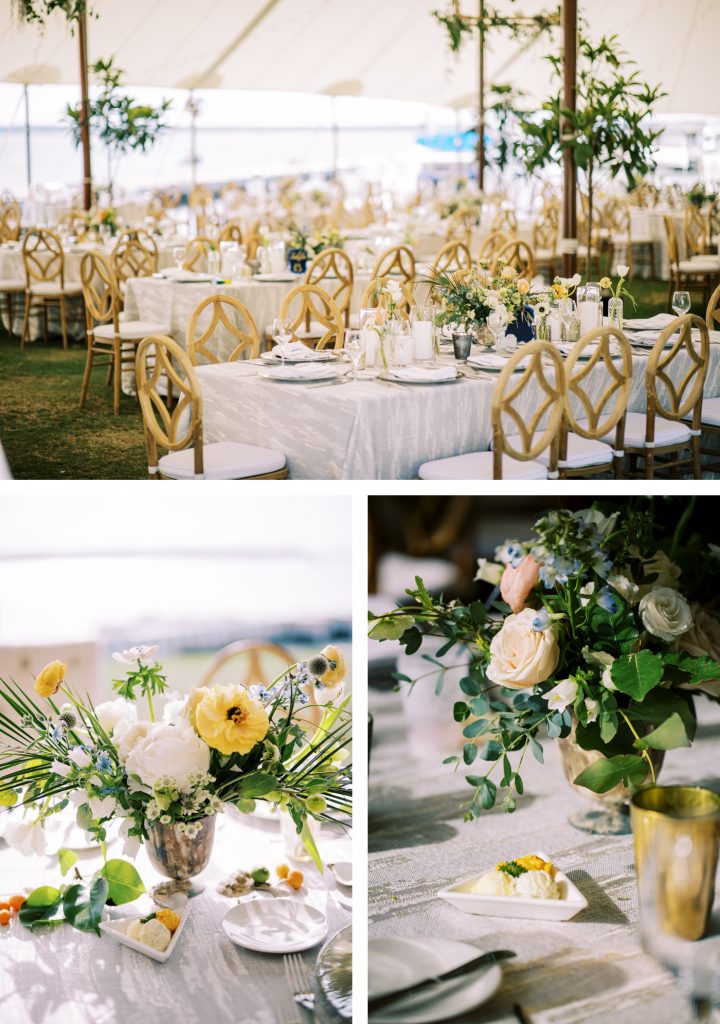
[639,587,693,642]
[95,698,137,735]
[607,573,640,603]
[4,818,46,857]
[113,720,154,763]
[124,723,211,793]
[542,678,577,713]
[487,608,559,689]
[161,691,189,726]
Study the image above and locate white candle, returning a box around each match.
[550,314,562,342]
[579,301,599,335]
[395,332,413,366]
[362,327,378,368]
[270,249,285,273]
[412,321,433,361]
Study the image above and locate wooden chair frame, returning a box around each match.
[430,240,472,276]
[186,293,260,365]
[561,327,632,479]
[491,340,564,478]
[21,227,81,350]
[219,222,243,244]
[477,230,509,263]
[532,216,558,280]
[684,206,708,258]
[360,277,415,319]
[197,640,294,689]
[706,281,720,332]
[183,236,213,272]
[279,284,344,350]
[371,245,415,287]
[664,216,715,311]
[0,200,21,242]
[111,230,158,293]
[305,247,354,328]
[491,238,535,280]
[489,207,517,235]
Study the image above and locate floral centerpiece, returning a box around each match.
[86,206,119,236]
[436,193,484,227]
[428,260,531,343]
[369,501,720,831]
[290,225,345,258]
[364,279,408,369]
[599,264,636,330]
[0,644,351,874]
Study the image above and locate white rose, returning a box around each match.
[639,587,693,642]
[124,723,211,793]
[585,698,600,723]
[113,720,154,763]
[616,264,629,278]
[95,698,137,735]
[487,608,560,689]
[607,573,640,603]
[542,678,577,713]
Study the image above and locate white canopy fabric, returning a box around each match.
[0,0,717,113]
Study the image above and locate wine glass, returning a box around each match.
[172,246,184,272]
[672,291,691,317]
[272,318,293,368]
[559,297,577,342]
[344,329,364,379]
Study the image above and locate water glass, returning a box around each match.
[672,291,691,317]
[344,329,364,377]
[172,245,184,271]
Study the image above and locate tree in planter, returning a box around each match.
[515,35,665,271]
[66,58,171,199]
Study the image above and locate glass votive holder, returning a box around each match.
[452,332,473,361]
[410,305,436,363]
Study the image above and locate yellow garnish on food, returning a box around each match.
[155,908,180,933]
[286,870,304,891]
[276,864,290,880]
[516,855,556,877]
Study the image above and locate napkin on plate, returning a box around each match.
[272,341,318,360]
[387,366,457,382]
[623,313,675,331]
[269,363,336,379]
[469,353,529,371]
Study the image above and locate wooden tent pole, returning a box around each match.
[561,0,577,276]
[477,0,485,189]
[78,9,92,211]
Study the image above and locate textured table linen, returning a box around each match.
[0,811,351,1024]
[369,687,720,1024]
[192,343,720,480]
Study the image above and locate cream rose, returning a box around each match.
[639,587,692,641]
[124,723,211,793]
[486,608,559,689]
[679,604,720,698]
[95,697,137,735]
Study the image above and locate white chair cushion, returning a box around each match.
[686,397,720,427]
[418,450,548,480]
[506,432,613,469]
[118,310,130,322]
[94,320,170,341]
[29,282,83,296]
[158,441,286,480]
[579,411,691,449]
[535,249,557,261]
[0,278,25,292]
[678,259,718,273]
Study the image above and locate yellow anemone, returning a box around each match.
[194,686,269,756]
[318,646,346,686]
[34,660,67,698]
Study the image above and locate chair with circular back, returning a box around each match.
[664,216,717,311]
[197,640,295,689]
[278,283,344,350]
[531,215,558,281]
[111,229,158,297]
[0,198,21,242]
[489,207,517,235]
[182,236,213,272]
[79,251,170,415]
[371,245,415,287]
[706,281,720,332]
[305,247,354,329]
[186,294,260,365]
[684,206,709,258]
[418,341,565,479]
[360,277,415,319]
[218,222,243,244]
[477,230,509,264]
[21,227,83,349]
[430,240,472,277]
[135,334,287,480]
[490,238,535,280]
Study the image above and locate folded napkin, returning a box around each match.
[469,353,529,371]
[623,313,675,331]
[272,341,318,360]
[387,366,456,382]
[269,363,336,379]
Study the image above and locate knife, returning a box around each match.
[368,949,515,1015]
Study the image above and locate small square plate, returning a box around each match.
[99,904,188,962]
[438,850,587,922]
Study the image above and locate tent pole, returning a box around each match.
[477,0,485,189]
[561,0,577,277]
[331,96,338,179]
[189,91,198,189]
[78,9,92,211]
[23,85,32,189]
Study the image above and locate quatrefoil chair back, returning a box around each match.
[490,238,535,280]
[21,227,83,349]
[360,277,415,319]
[664,216,716,311]
[186,294,260,365]
[0,198,21,242]
[418,341,564,480]
[278,283,344,350]
[197,641,294,689]
[684,206,708,258]
[430,240,472,276]
[111,230,158,295]
[706,282,720,331]
[79,251,170,415]
[305,247,354,328]
[182,236,213,272]
[371,245,415,287]
[489,206,517,235]
[532,215,558,281]
[477,229,509,264]
[218,222,243,244]
[135,335,287,480]
[621,314,709,479]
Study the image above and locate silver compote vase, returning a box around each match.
[146,816,216,897]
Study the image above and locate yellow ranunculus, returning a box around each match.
[517,279,530,295]
[34,660,67,698]
[194,686,269,756]
[186,686,210,730]
[318,646,346,686]
[599,276,612,289]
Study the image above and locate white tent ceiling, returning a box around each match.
[0,0,718,114]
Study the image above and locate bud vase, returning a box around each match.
[608,296,623,330]
[146,816,216,897]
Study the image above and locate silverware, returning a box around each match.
[284,952,315,1012]
[304,377,352,388]
[368,948,516,1014]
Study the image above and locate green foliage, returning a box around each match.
[433,5,558,55]
[58,847,78,876]
[610,650,664,701]
[19,886,63,926]
[11,0,92,24]
[573,753,648,793]
[99,859,146,905]
[63,877,108,935]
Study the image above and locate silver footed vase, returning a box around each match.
[146,816,216,897]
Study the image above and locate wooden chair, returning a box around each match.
[532,216,558,281]
[79,251,170,415]
[0,278,24,341]
[360,277,415,319]
[489,207,517,235]
[188,185,215,233]
[664,216,718,311]
[619,314,709,479]
[706,281,720,332]
[197,640,294,688]
[135,334,287,480]
[477,230,509,263]
[603,198,656,279]
[687,294,720,469]
[244,219,262,261]
[278,284,344,350]
[684,206,709,257]
[491,238,535,280]
[0,198,21,242]
[418,341,564,479]
[183,236,213,272]
[557,327,632,479]
[305,247,354,328]
[430,240,472,276]
[371,245,415,287]
[186,294,260,365]
[218,222,243,244]
[20,228,83,349]
[111,230,158,296]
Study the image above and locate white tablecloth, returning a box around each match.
[0,810,351,1024]
[192,342,720,480]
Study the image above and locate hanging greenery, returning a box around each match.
[433,3,559,54]
[65,58,171,197]
[486,83,528,179]
[11,0,94,26]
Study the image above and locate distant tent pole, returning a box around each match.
[331,95,338,178]
[476,0,485,189]
[561,0,577,277]
[23,85,31,188]
[188,91,198,188]
[78,9,92,210]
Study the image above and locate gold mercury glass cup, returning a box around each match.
[631,785,720,941]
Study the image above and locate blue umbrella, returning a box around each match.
[416,128,482,152]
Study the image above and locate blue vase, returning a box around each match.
[506,305,535,343]
[287,247,308,274]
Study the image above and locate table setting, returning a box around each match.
[368,497,720,1023]
[0,644,353,1023]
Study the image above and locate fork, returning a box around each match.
[275,998,302,1024]
[284,952,315,1012]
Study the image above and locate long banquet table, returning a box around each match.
[187,340,720,480]
[0,808,351,1024]
[369,685,720,1024]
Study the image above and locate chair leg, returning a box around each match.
[693,436,702,479]
[644,449,654,480]
[21,292,31,348]
[113,340,121,415]
[59,297,69,350]
[5,293,13,341]
[79,345,94,409]
[42,303,48,344]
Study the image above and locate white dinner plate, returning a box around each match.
[379,370,459,386]
[99,902,189,963]
[468,353,528,372]
[222,897,327,953]
[438,849,588,922]
[259,365,345,383]
[260,350,334,364]
[330,861,352,887]
[254,272,298,282]
[368,937,502,1023]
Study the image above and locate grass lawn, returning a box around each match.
[0,277,673,480]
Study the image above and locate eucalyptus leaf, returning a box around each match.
[463,743,478,765]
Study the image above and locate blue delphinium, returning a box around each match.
[596,587,619,614]
[532,609,551,632]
